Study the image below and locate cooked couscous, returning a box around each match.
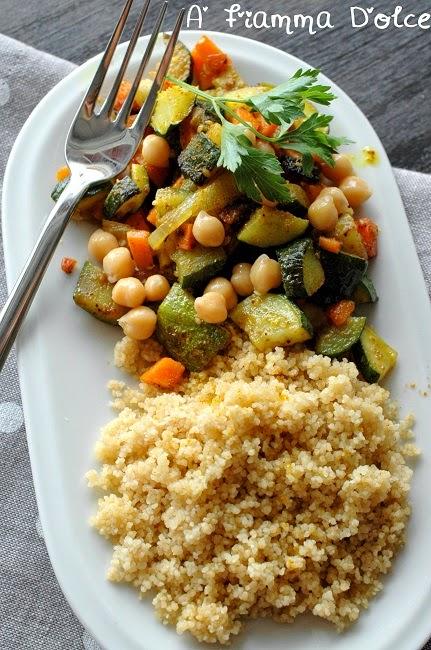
[87,329,417,644]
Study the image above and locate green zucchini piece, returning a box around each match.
[352,275,378,304]
[280,154,320,185]
[166,38,192,82]
[301,303,328,331]
[73,261,127,325]
[333,214,368,259]
[104,164,150,219]
[171,246,227,290]
[101,220,132,246]
[277,239,325,299]
[231,293,313,352]
[51,179,112,219]
[156,283,230,371]
[278,182,310,217]
[315,316,366,358]
[153,187,192,221]
[237,206,308,247]
[178,133,220,185]
[150,86,195,136]
[315,250,368,305]
[353,325,397,383]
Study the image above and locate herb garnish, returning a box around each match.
[167,69,349,203]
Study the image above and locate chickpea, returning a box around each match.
[103,247,135,283]
[204,277,238,311]
[322,153,354,183]
[194,292,228,324]
[255,140,276,155]
[231,263,254,297]
[250,254,282,294]
[308,194,339,231]
[112,277,146,308]
[88,229,118,262]
[118,306,157,340]
[319,186,350,214]
[141,134,170,168]
[192,211,225,247]
[145,274,170,302]
[339,175,372,208]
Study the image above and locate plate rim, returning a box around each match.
[2,29,431,650]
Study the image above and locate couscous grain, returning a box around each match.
[87,329,417,644]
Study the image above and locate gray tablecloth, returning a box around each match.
[0,33,430,650]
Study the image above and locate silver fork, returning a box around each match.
[0,0,184,370]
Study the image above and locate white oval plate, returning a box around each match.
[3,30,431,650]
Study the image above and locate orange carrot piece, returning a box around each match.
[147,207,159,227]
[356,217,378,258]
[172,175,185,189]
[56,166,70,182]
[306,183,324,202]
[327,300,356,327]
[177,223,196,251]
[140,357,186,389]
[192,36,229,90]
[126,211,150,231]
[319,236,342,254]
[127,230,153,270]
[146,164,169,188]
[113,80,141,113]
[61,257,77,274]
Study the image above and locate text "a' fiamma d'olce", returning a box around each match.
[214,4,431,33]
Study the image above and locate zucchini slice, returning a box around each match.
[101,220,132,246]
[166,38,193,82]
[315,250,368,305]
[51,179,112,220]
[153,187,192,221]
[352,275,378,304]
[104,164,150,219]
[279,182,310,217]
[277,239,325,299]
[73,261,127,324]
[333,214,368,259]
[238,206,308,247]
[353,325,397,383]
[231,293,313,352]
[280,154,320,185]
[156,283,230,371]
[150,86,195,136]
[171,246,227,290]
[178,133,220,185]
[315,316,366,358]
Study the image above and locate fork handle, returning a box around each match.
[0,176,89,371]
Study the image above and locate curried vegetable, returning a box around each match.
[153,187,192,221]
[231,293,313,351]
[352,275,378,304]
[166,39,193,82]
[73,261,127,324]
[104,165,150,219]
[52,179,112,220]
[315,250,368,305]
[280,154,320,185]
[102,220,131,246]
[238,206,308,247]
[327,300,356,327]
[315,316,366,357]
[140,357,186,389]
[178,133,220,185]
[353,324,397,383]
[156,283,230,371]
[277,239,325,299]
[151,86,195,136]
[279,182,310,217]
[333,214,368,259]
[127,230,153,270]
[356,217,379,258]
[171,246,226,290]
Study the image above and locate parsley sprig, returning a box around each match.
[167,69,350,203]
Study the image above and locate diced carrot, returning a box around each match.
[147,207,159,227]
[61,257,76,274]
[126,210,150,231]
[356,217,378,258]
[233,106,277,139]
[318,236,342,254]
[305,183,325,202]
[327,300,356,327]
[140,357,186,389]
[127,230,153,270]
[56,166,70,182]
[113,80,140,113]
[192,36,229,90]
[177,223,196,251]
[146,164,169,188]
